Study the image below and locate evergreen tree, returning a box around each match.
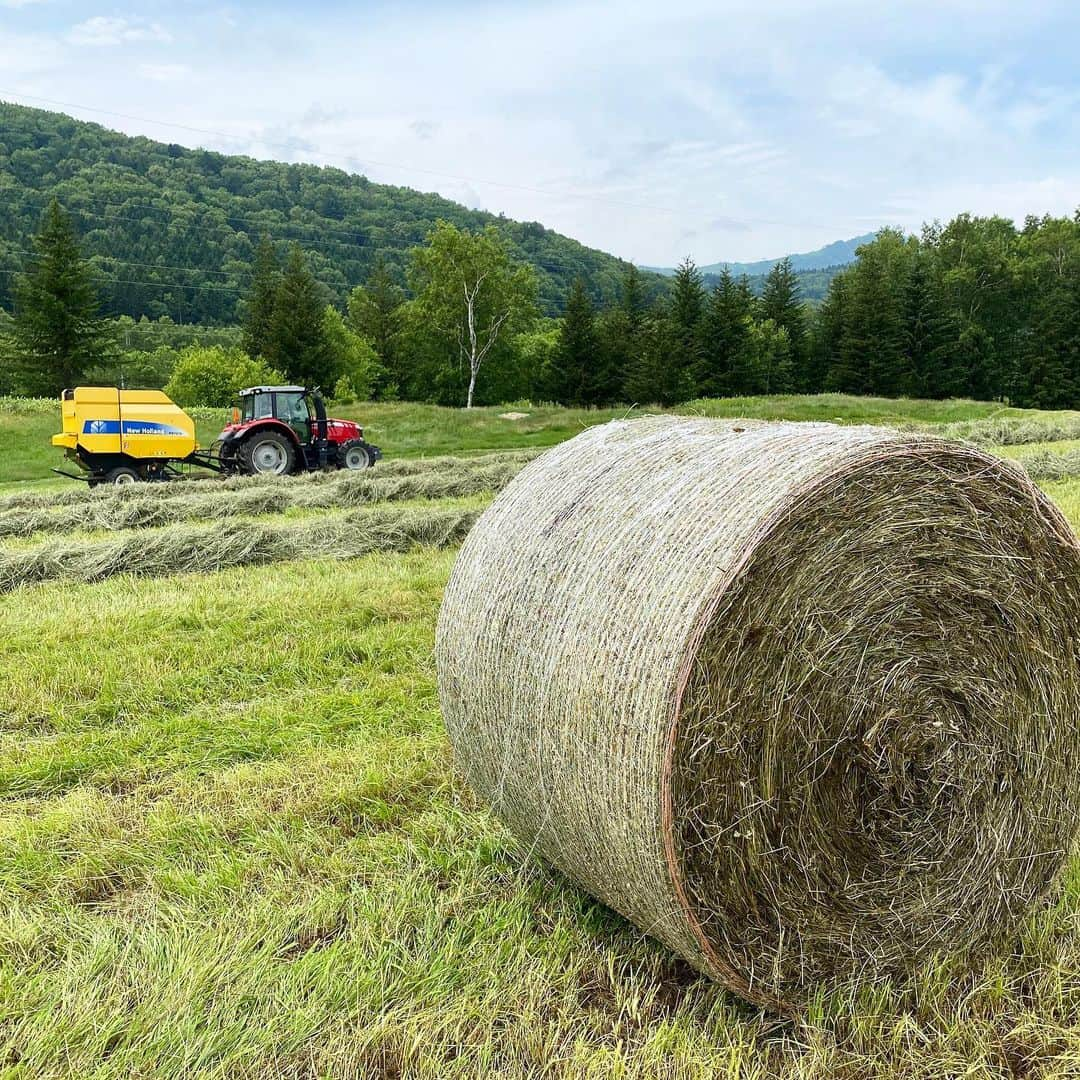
[669,256,705,399]
[347,255,404,395]
[1024,286,1078,408]
[760,257,807,382]
[591,263,649,404]
[7,199,113,396]
[830,243,908,396]
[697,269,752,397]
[902,252,961,398]
[266,244,333,386]
[241,237,280,361]
[549,278,598,406]
[619,262,648,334]
[957,321,999,402]
[808,273,847,393]
[625,307,682,405]
[593,307,630,404]
[820,273,868,393]
[1023,273,1080,408]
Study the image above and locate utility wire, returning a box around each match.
[4,193,628,277]
[0,158,435,247]
[0,233,612,295]
[0,265,243,293]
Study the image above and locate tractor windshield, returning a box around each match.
[241,392,274,422]
[277,392,313,442]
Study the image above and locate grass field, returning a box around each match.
[1,392,1071,487]
[3,393,1080,1077]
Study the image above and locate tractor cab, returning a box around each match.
[217,386,381,476]
[238,386,319,443]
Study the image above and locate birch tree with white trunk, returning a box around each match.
[409,221,537,408]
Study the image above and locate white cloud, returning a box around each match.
[137,63,190,83]
[68,16,171,47]
[17,0,1080,263]
[823,65,982,141]
[0,29,62,74]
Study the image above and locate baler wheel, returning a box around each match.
[105,466,140,485]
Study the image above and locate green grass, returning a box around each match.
[3,397,1080,1076]
[684,392,1033,425]
[0,533,1077,1078]
[2,392,1069,488]
[0,401,60,487]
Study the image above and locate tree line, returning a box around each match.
[335,209,1080,410]
[542,213,1080,410]
[3,198,1079,411]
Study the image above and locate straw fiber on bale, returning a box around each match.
[436,416,1080,1010]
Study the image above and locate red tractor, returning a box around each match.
[216,386,381,476]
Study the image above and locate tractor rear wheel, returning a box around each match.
[338,440,372,470]
[105,466,140,486]
[239,431,296,476]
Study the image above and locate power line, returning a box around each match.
[0,233,613,298]
[6,194,430,258]
[0,243,358,297]
[3,245,241,280]
[0,145,427,247]
[0,265,242,293]
[4,193,629,278]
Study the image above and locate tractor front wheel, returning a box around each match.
[239,431,296,476]
[338,440,372,470]
[104,466,140,486]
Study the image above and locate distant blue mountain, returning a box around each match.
[648,233,878,278]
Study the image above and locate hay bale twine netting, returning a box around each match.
[435,416,1080,1009]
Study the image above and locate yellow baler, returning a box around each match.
[53,387,203,484]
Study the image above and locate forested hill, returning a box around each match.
[0,101,651,323]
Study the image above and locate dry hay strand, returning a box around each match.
[0,505,478,592]
[0,461,523,540]
[436,415,1080,1011]
[0,449,539,513]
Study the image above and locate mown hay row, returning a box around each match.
[941,413,1080,447]
[1016,447,1080,481]
[0,461,523,540]
[0,505,479,592]
[0,449,540,512]
[437,416,1080,1011]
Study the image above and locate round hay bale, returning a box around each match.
[435,416,1080,1009]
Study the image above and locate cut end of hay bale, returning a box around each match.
[436,416,1080,1010]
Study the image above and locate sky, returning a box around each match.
[1,0,1079,266]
